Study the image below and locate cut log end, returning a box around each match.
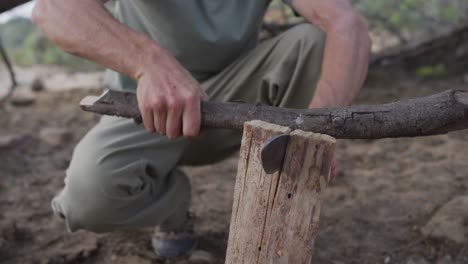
[454,91,468,122]
[290,129,336,144]
[248,120,337,144]
[246,120,290,134]
[79,96,101,107]
[454,91,468,105]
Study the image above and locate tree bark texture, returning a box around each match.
[80,89,468,139]
[225,120,335,264]
[0,0,31,14]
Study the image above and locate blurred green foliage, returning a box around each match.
[0,17,101,71]
[271,0,467,43]
[0,17,34,48]
[353,0,466,42]
[0,0,467,71]
[416,64,447,78]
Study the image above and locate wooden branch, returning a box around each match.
[81,89,468,139]
[0,0,31,14]
[225,121,335,263]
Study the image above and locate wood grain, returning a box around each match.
[225,120,335,264]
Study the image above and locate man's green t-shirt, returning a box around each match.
[105,0,270,91]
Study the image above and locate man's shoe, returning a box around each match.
[151,230,198,259]
[151,213,198,259]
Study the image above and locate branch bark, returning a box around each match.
[80,89,468,139]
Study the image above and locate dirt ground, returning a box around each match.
[1,68,468,264]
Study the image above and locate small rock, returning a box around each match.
[39,127,72,147]
[188,250,215,264]
[441,255,452,262]
[0,220,31,242]
[421,195,468,244]
[406,255,429,264]
[10,89,35,107]
[31,78,45,92]
[384,255,391,264]
[0,134,28,148]
[0,238,13,259]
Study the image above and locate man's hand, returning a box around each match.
[136,50,208,139]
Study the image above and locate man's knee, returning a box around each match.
[52,146,191,233]
[52,141,154,233]
[51,150,118,232]
[285,23,326,54]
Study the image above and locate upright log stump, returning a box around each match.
[225,120,336,264]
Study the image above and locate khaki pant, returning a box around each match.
[52,24,325,233]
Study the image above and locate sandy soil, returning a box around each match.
[0,69,468,264]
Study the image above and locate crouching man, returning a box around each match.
[32,0,370,259]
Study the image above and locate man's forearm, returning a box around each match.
[310,16,371,108]
[33,0,163,81]
[292,0,371,108]
[34,0,208,138]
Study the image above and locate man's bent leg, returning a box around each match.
[52,116,190,233]
[205,23,325,107]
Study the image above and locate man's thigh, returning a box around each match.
[202,23,325,107]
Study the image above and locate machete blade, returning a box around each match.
[261,133,290,174]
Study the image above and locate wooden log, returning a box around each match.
[225,120,335,264]
[80,89,468,139]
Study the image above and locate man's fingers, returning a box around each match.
[166,98,183,139]
[153,109,167,135]
[141,106,156,133]
[152,98,167,134]
[182,97,201,138]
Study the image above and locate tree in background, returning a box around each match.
[0,0,467,71]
